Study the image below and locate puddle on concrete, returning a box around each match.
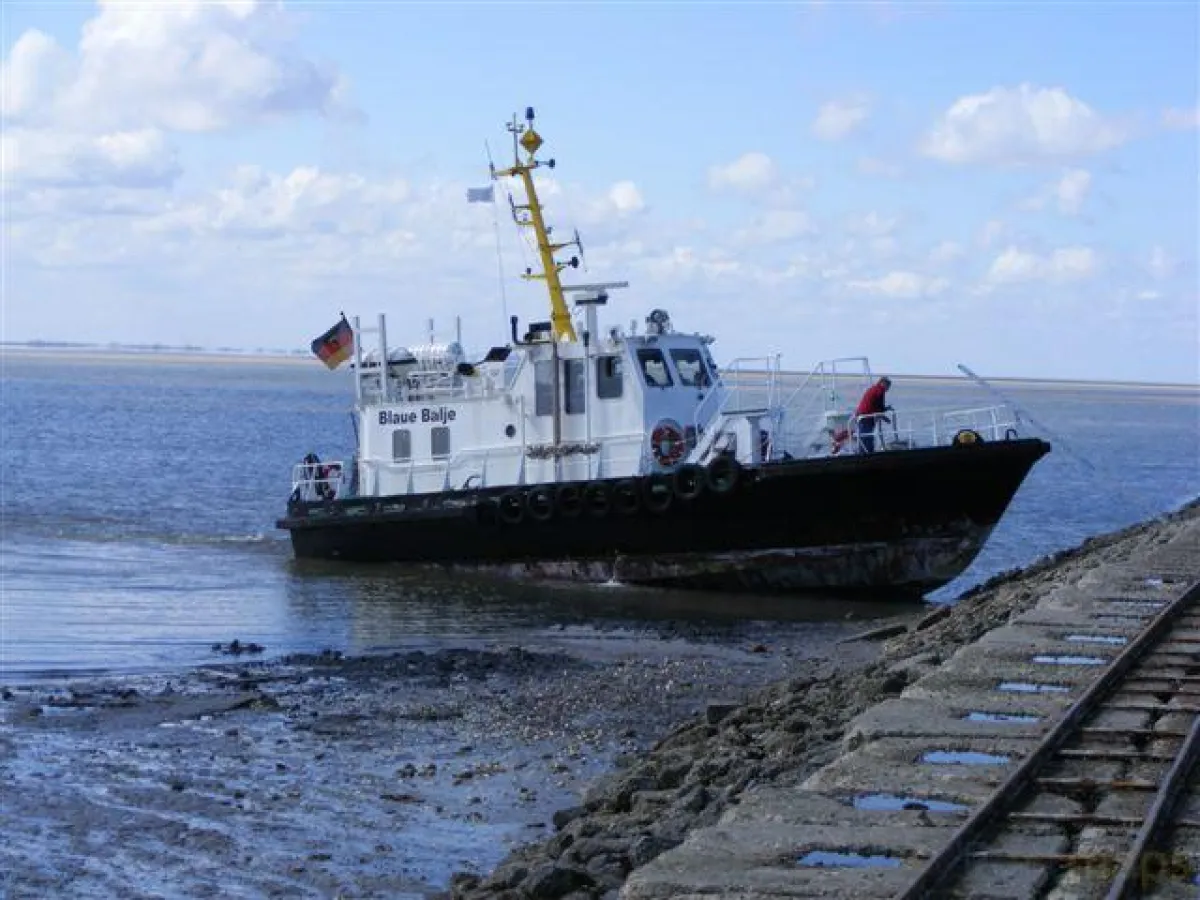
[1032,655,1107,666]
[852,793,967,812]
[1064,634,1128,646]
[922,750,1011,765]
[797,850,903,869]
[963,711,1042,724]
[998,681,1071,694]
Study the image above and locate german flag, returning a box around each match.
[311,315,354,370]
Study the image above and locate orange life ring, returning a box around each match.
[651,419,686,467]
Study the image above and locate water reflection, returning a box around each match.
[282,559,919,656]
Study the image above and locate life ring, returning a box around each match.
[583,482,610,517]
[650,419,687,468]
[642,473,674,514]
[613,479,641,515]
[556,484,583,518]
[525,485,555,522]
[498,491,525,525]
[705,455,740,495]
[953,429,983,447]
[673,464,705,501]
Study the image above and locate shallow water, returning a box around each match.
[2,351,1197,678]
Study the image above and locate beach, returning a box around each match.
[2,500,1195,900]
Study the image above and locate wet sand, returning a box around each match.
[0,615,893,899]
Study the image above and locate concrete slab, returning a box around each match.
[620,817,940,900]
[801,735,1032,801]
[842,697,1051,749]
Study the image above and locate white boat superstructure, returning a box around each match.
[347,296,731,498]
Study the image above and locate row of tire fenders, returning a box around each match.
[480,455,742,526]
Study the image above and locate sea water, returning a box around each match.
[2,350,1197,678]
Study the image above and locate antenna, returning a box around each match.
[572,228,587,272]
[492,106,579,342]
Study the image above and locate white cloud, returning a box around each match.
[847,271,949,299]
[1020,168,1092,216]
[986,245,1099,284]
[1054,168,1091,215]
[2,127,180,188]
[3,0,351,134]
[929,241,964,265]
[978,219,1007,248]
[847,211,898,237]
[1162,106,1200,131]
[707,152,778,192]
[921,84,1127,165]
[1146,246,1176,280]
[607,181,645,215]
[812,96,870,141]
[1,1,353,194]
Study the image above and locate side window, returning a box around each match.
[669,348,710,387]
[392,429,411,461]
[636,348,673,388]
[534,360,554,416]
[564,359,585,414]
[431,426,450,458]
[596,355,623,399]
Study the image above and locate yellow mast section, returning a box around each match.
[494,108,579,343]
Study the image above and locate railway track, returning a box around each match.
[898,578,1200,899]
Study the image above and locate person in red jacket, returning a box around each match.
[855,376,892,453]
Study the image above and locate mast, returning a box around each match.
[494,107,582,343]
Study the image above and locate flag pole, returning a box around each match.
[485,140,509,339]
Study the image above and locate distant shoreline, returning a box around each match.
[1,343,1196,391]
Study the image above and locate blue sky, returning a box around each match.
[3,1,1197,382]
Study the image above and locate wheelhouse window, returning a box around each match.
[431,426,450,459]
[670,348,710,388]
[636,348,673,388]
[563,359,585,414]
[534,360,554,416]
[596,355,623,399]
[392,429,412,461]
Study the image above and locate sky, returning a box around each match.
[2,1,1198,383]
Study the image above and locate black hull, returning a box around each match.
[278,439,1050,597]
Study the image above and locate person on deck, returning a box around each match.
[855,376,892,453]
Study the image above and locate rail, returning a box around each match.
[289,459,348,501]
[898,579,1200,899]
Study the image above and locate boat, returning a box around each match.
[276,107,1051,599]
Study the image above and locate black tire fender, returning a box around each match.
[555,484,583,518]
[525,485,555,522]
[583,482,610,518]
[705,455,741,495]
[673,463,705,501]
[642,473,674,514]
[498,491,525,525]
[613,479,641,515]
